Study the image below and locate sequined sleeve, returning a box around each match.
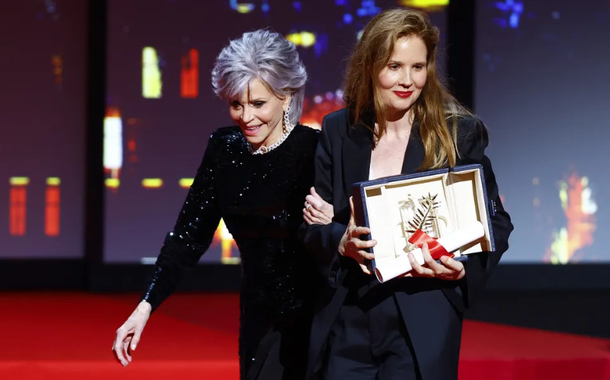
[141,132,222,312]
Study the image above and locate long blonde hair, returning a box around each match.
[343,8,471,169]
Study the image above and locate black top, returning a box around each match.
[141,124,323,378]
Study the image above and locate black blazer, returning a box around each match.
[299,108,514,379]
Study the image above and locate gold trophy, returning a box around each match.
[401,193,448,253]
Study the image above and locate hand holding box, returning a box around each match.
[374,221,485,282]
[351,164,496,283]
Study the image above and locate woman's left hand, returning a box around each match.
[303,187,334,225]
[407,242,465,280]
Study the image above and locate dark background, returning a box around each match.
[476,0,610,264]
[0,0,86,259]
[0,0,608,340]
[102,0,446,264]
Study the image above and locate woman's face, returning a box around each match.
[377,36,428,118]
[229,78,289,150]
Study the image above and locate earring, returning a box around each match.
[282,113,287,134]
[283,105,291,134]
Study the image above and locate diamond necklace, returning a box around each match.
[248,123,295,155]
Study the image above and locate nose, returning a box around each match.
[397,68,413,88]
[241,105,254,123]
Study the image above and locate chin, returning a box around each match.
[393,101,415,113]
[246,137,262,145]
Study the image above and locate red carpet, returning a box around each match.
[1,292,609,379]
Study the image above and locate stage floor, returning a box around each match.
[1,292,609,379]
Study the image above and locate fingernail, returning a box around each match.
[131,344,136,350]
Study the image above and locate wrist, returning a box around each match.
[338,238,346,256]
[136,300,152,314]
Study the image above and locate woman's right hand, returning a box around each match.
[338,197,377,275]
[113,301,152,366]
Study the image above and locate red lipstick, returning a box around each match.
[393,91,413,98]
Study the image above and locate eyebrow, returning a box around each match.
[388,60,427,65]
[231,97,267,104]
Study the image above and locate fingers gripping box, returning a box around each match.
[351,164,496,283]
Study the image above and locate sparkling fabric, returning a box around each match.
[141,124,323,379]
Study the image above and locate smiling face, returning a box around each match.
[377,35,428,119]
[228,78,290,150]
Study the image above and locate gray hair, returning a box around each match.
[211,29,308,125]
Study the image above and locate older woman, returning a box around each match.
[301,8,513,380]
[113,29,331,380]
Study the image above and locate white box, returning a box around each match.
[351,164,495,282]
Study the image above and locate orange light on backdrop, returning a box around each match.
[51,54,63,85]
[45,177,61,236]
[213,219,239,264]
[546,171,597,264]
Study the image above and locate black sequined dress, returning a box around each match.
[141,124,323,380]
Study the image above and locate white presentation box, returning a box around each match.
[351,164,496,283]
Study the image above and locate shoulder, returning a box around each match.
[321,108,351,138]
[322,108,349,127]
[281,124,318,158]
[290,123,321,151]
[451,114,489,160]
[207,126,245,149]
[452,114,488,144]
[453,114,486,133]
[210,125,242,140]
[295,123,321,139]
[322,108,348,123]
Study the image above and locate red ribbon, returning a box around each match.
[408,229,453,260]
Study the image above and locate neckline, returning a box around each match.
[243,124,302,157]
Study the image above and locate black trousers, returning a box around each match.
[247,308,313,380]
[321,279,421,380]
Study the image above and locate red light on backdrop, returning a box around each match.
[9,177,29,236]
[181,48,199,99]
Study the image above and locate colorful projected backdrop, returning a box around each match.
[0,0,86,259]
[104,0,448,264]
[475,0,610,263]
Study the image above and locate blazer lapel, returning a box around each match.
[401,123,425,174]
[342,121,424,195]
[342,122,374,199]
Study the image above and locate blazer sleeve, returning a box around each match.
[141,132,223,312]
[457,116,514,307]
[298,115,347,281]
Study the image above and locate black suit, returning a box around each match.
[299,108,513,380]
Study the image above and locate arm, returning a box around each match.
[114,133,223,366]
[458,117,514,307]
[140,133,222,312]
[298,116,347,280]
